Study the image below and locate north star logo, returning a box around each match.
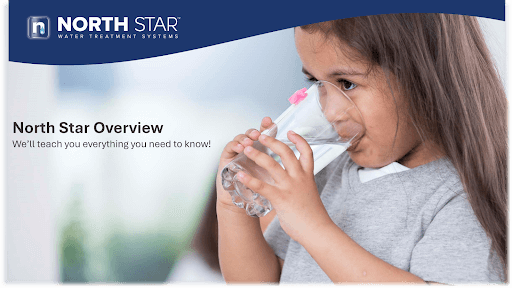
[27,16,50,39]
[57,16,178,32]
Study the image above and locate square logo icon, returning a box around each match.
[27,16,50,39]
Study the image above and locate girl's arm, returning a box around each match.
[217,201,281,283]
[216,117,282,283]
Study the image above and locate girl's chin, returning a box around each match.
[348,153,376,168]
[347,149,366,166]
[348,151,396,169]
[346,142,390,169]
[346,138,390,168]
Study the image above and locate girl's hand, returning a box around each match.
[235,131,334,242]
[216,117,274,210]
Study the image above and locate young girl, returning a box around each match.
[216,14,507,284]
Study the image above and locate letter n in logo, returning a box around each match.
[27,16,50,39]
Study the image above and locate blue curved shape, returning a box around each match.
[9,0,505,65]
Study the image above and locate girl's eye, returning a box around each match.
[339,79,357,91]
[306,77,318,83]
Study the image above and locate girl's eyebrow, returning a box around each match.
[302,67,366,77]
[329,68,366,76]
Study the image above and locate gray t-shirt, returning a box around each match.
[264,153,504,284]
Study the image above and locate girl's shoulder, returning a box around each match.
[402,158,505,282]
[406,157,467,215]
[409,178,504,283]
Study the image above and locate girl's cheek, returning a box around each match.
[361,117,396,149]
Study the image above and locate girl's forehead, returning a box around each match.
[295,29,369,77]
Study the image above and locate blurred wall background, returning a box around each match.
[6,17,506,282]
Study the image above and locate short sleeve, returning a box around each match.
[409,193,504,284]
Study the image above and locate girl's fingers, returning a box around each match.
[243,145,289,182]
[245,129,261,141]
[244,118,274,142]
[236,171,274,200]
[222,132,255,160]
[288,131,314,173]
[234,133,254,147]
[259,117,273,132]
[221,140,244,159]
[258,134,302,175]
[260,117,277,138]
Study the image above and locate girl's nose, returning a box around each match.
[322,100,347,123]
[319,86,353,123]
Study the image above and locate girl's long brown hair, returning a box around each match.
[302,14,507,280]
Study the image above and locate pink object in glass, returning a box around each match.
[288,87,308,104]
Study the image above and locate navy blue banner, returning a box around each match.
[9,0,505,65]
